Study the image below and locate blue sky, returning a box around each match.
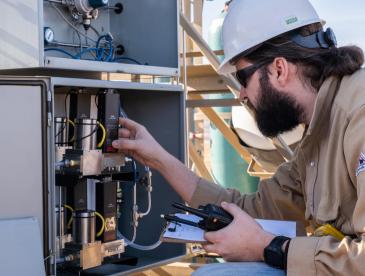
[202,0,365,50]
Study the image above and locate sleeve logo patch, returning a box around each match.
[356,152,365,176]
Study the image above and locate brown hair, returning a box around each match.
[232,23,364,90]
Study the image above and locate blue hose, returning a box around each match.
[96,47,105,61]
[45,34,114,62]
[104,45,113,62]
[75,47,99,59]
[44,48,77,59]
[96,35,113,61]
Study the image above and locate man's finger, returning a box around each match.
[202,243,218,254]
[119,117,141,130]
[220,201,243,217]
[118,128,131,138]
[112,138,137,151]
[204,231,223,243]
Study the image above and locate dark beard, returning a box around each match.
[254,69,305,138]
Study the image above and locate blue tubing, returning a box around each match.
[104,45,113,62]
[75,47,99,59]
[44,48,77,59]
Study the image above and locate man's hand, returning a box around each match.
[112,118,201,203]
[112,118,168,169]
[203,202,275,262]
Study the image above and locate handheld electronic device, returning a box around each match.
[163,202,233,231]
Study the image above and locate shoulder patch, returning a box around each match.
[356,152,365,176]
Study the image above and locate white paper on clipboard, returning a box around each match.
[161,214,296,243]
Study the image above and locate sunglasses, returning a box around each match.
[235,60,272,88]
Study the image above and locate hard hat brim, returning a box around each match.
[218,57,236,75]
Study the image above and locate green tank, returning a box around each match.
[208,10,259,193]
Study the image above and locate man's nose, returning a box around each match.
[239,86,248,102]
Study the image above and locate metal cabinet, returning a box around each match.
[0,76,185,275]
[0,0,179,76]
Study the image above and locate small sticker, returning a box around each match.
[356,152,365,176]
[105,217,116,232]
[285,16,298,25]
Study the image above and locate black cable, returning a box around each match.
[55,121,67,138]
[63,89,77,144]
[94,89,106,109]
[74,123,99,142]
[64,89,75,119]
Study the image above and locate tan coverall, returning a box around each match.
[189,69,365,275]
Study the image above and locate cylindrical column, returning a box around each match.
[75,118,98,150]
[72,210,95,245]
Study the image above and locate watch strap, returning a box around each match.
[264,236,291,270]
[283,237,291,271]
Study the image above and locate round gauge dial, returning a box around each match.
[44,27,54,44]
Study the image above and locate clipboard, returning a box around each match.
[160,214,208,243]
[160,214,297,244]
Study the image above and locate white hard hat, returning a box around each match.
[218,0,323,74]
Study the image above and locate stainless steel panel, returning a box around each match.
[0,0,42,69]
[50,76,183,92]
[45,57,179,76]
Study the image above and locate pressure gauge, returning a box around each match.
[89,0,109,9]
[44,27,54,44]
[74,0,108,15]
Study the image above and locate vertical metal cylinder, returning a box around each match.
[55,206,66,237]
[72,210,95,245]
[75,118,98,150]
[55,117,68,145]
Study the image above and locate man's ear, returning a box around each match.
[269,57,290,87]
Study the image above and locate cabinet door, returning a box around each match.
[0,80,51,258]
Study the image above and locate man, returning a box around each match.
[112,0,365,275]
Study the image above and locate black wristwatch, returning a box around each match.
[263,236,291,270]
